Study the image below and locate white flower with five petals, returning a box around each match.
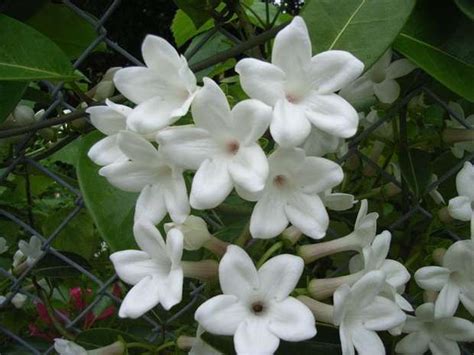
[235,16,363,147]
[114,35,198,135]
[195,245,316,355]
[110,222,183,318]
[157,78,272,209]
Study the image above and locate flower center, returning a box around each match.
[370,71,386,84]
[251,301,265,314]
[226,140,240,155]
[273,174,287,188]
[286,94,299,104]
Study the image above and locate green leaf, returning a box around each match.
[75,328,141,348]
[173,0,213,28]
[77,131,138,251]
[27,1,106,59]
[394,0,474,101]
[398,148,432,198]
[33,251,91,278]
[246,2,293,28]
[171,9,214,47]
[0,81,27,123]
[0,15,75,81]
[455,0,474,20]
[301,0,416,69]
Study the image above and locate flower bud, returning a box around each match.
[281,226,302,246]
[308,272,362,300]
[12,105,35,126]
[432,248,446,265]
[165,215,212,251]
[11,293,27,309]
[442,128,474,144]
[182,260,219,281]
[297,295,334,325]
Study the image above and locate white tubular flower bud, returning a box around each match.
[181,260,219,281]
[308,272,363,300]
[297,295,334,325]
[281,226,302,246]
[11,293,27,309]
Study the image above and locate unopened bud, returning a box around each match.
[177,335,196,350]
[438,207,453,223]
[281,226,302,246]
[182,260,219,281]
[442,128,474,144]
[423,290,438,303]
[432,248,446,265]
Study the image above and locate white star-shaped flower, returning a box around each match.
[18,236,42,266]
[236,16,363,147]
[195,245,316,355]
[110,222,184,318]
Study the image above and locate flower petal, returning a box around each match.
[235,58,286,106]
[250,191,288,239]
[435,281,460,318]
[362,296,406,331]
[385,59,416,79]
[429,337,460,355]
[99,161,158,192]
[141,35,181,73]
[303,92,359,138]
[133,222,168,261]
[268,297,316,341]
[442,239,474,274]
[162,174,190,224]
[234,318,280,355]
[380,260,410,288]
[231,99,272,145]
[350,270,385,308]
[302,127,342,157]
[414,266,451,291]
[134,184,166,225]
[448,196,472,221]
[258,254,304,301]
[117,130,160,163]
[268,147,305,175]
[373,79,400,104]
[228,144,268,194]
[88,135,126,166]
[190,158,233,209]
[309,50,364,94]
[294,156,343,194]
[339,76,374,103]
[270,98,312,148]
[118,276,161,318]
[159,268,183,310]
[195,294,248,335]
[219,245,259,300]
[333,284,351,326]
[110,250,159,285]
[322,192,355,211]
[166,228,184,266]
[456,161,474,201]
[351,326,385,355]
[86,103,128,135]
[339,325,355,355]
[440,317,474,341]
[285,192,329,239]
[395,331,430,354]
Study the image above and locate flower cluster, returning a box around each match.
[82,16,474,355]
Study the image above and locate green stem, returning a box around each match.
[257,241,283,268]
[126,342,156,351]
[235,222,251,247]
[156,341,175,352]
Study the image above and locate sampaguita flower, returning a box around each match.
[114,35,198,134]
[415,237,474,317]
[110,222,183,318]
[157,78,272,209]
[333,270,406,355]
[395,302,474,355]
[18,235,42,266]
[99,130,189,224]
[195,245,316,354]
[236,16,363,147]
[340,49,416,104]
[448,161,474,234]
[246,147,343,239]
[86,99,131,166]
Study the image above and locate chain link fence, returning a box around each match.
[0,0,472,353]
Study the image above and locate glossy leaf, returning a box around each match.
[77,131,138,251]
[0,15,75,81]
[0,81,28,123]
[173,0,213,28]
[301,0,416,69]
[76,328,141,348]
[455,0,474,20]
[171,9,214,47]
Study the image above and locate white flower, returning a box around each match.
[18,236,42,266]
[340,49,416,104]
[395,303,474,355]
[333,271,406,355]
[235,16,363,147]
[247,147,343,240]
[11,293,27,309]
[446,102,474,158]
[164,215,212,251]
[12,250,24,269]
[415,238,474,318]
[114,35,198,135]
[110,222,183,318]
[54,339,87,355]
[88,67,121,101]
[321,189,356,211]
[448,162,474,234]
[301,126,344,157]
[99,130,190,224]
[86,99,131,166]
[156,78,272,209]
[429,174,445,205]
[195,245,316,355]
[0,237,7,254]
[189,326,222,355]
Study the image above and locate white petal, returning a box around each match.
[258,254,304,301]
[268,147,305,175]
[190,158,233,209]
[339,76,374,103]
[322,193,356,211]
[303,92,359,138]
[86,104,128,135]
[134,185,166,225]
[369,50,392,78]
[294,156,343,194]
[350,270,385,308]
[362,296,406,331]
[440,317,474,341]
[132,222,168,261]
[159,267,183,310]
[191,78,232,137]
[156,126,219,170]
[117,130,160,163]
[414,266,451,291]
[381,260,410,288]
[250,191,288,239]
[414,302,435,321]
[429,337,460,355]
[285,192,329,239]
[460,289,474,315]
[118,276,161,318]
[435,281,460,318]
[166,228,184,266]
[351,326,385,355]
[339,324,355,355]
[456,161,474,200]
[448,196,472,221]
[310,50,364,94]
[442,239,473,274]
[114,67,164,104]
[88,135,126,166]
[302,127,342,157]
[234,318,280,355]
[219,245,259,300]
[231,99,272,145]
[99,161,158,192]
[110,250,159,285]
[195,294,248,335]
[386,59,416,79]
[141,35,182,72]
[228,145,268,194]
[162,174,190,224]
[270,98,312,147]
[235,58,286,106]
[395,332,430,354]
[373,79,400,104]
[369,231,391,268]
[268,297,316,341]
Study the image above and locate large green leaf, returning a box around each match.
[455,0,474,20]
[394,0,474,101]
[0,15,75,81]
[0,81,27,123]
[301,0,416,69]
[173,0,213,28]
[77,131,138,251]
[171,9,214,47]
[27,1,106,59]
[398,148,432,198]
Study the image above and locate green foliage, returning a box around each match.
[33,251,91,279]
[173,0,215,28]
[171,9,214,47]
[454,0,474,20]
[0,81,28,123]
[76,328,140,348]
[77,131,138,251]
[301,0,416,69]
[398,148,432,198]
[0,15,76,81]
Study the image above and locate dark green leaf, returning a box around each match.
[455,0,474,20]
[75,328,140,348]
[0,81,27,123]
[173,0,213,28]
[0,15,75,81]
[27,1,106,59]
[77,131,138,251]
[33,251,91,278]
[171,9,214,47]
[301,0,416,69]
[245,2,293,28]
[398,148,432,197]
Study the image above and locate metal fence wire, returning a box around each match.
[0,0,472,354]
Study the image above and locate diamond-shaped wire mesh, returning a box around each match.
[0,1,472,353]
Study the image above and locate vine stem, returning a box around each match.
[257,241,283,268]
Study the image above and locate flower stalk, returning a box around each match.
[181,260,219,282]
